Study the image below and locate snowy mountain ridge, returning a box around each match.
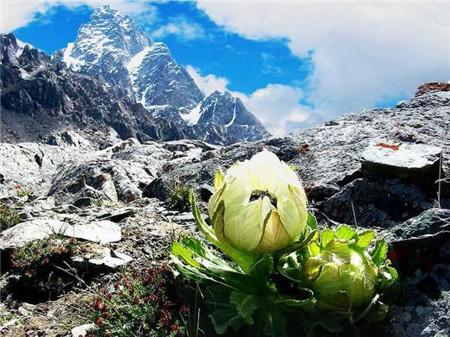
[61,5,269,145]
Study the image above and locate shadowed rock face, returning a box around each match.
[193,91,271,145]
[129,43,204,109]
[0,33,195,145]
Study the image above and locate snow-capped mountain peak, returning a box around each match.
[62,5,151,89]
[58,5,269,145]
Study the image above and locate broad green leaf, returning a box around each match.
[275,287,317,312]
[171,240,202,269]
[320,229,335,247]
[336,224,356,241]
[309,311,346,332]
[371,240,388,266]
[262,311,287,337]
[249,254,274,282]
[209,308,243,335]
[356,230,375,249]
[308,241,321,256]
[230,291,259,325]
[273,229,317,259]
[172,237,272,295]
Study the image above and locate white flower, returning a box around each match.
[208,150,308,253]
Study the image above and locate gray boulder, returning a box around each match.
[361,141,442,187]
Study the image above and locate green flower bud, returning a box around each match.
[208,150,308,253]
[302,227,378,310]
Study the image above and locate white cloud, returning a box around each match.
[0,0,151,33]
[186,65,229,95]
[187,66,310,136]
[151,16,207,41]
[196,1,450,120]
[236,84,311,136]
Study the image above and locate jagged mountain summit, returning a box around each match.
[62,5,150,92]
[193,91,269,144]
[61,5,269,145]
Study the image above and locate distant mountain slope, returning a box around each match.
[0,33,191,145]
[127,42,204,110]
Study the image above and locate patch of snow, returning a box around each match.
[63,42,85,71]
[126,46,150,73]
[225,97,237,128]
[19,65,46,80]
[15,39,34,57]
[181,102,202,125]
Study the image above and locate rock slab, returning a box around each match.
[361,141,442,187]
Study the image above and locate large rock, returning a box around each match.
[0,142,90,195]
[48,141,171,204]
[391,208,450,240]
[61,220,121,244]
[361,141,442,187]
[0,218,65,249]
[321,178,434,228]
[0,219,121,249]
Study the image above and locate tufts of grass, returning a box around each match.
[0,205,22,232]
[168,181,191,212]
[88,267,188,337]
[9,235,79,277]
[15,185,31,198]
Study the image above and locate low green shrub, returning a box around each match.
[89,267,188,337]
[0,206,21,232]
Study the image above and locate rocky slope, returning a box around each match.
[128,42,204,110]
[61,5,269,145]
[0,84,448,336]
[0,33,194,145]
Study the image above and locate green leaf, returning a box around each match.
[308,241,321,256]
[249,254,274,281]
[273,229,317,259]
[371,240,388,266]
[230,291,259,325]
[320,229,335,247]
[171,240,202,269]
[172,236,272,295]
[356,230,375,249]
[209,308,243,335]
[262,311,287,337]
[336,224,356,241]
[275,287,317,312]
[307,211,317,230]
[309,312,346,332]
[214,168,225,189]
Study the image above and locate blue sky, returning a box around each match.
[13,2,312,96]
[5,1,450,135]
